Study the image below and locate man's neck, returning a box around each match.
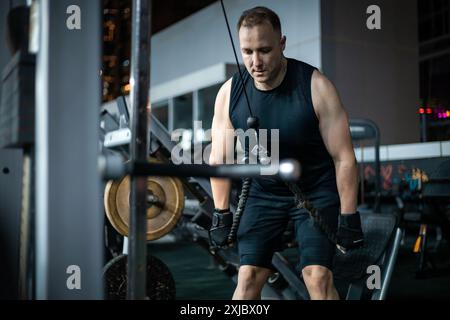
[254,57,287,91]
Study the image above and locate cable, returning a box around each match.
[220,0,253,119]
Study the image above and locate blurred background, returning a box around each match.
[98,0,450,143]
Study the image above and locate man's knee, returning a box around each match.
[237,265,270,291]
[302,265,333,292]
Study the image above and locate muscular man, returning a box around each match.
[209,6,363,300]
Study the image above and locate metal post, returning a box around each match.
[128,0,151,300]
[374,124,381,212]
[168,97,174,133]
[35,0,103,299]
[349,119,381,211]
[0,0,19,300]
[193,90,199,141]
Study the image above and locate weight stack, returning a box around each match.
[0,51,35,149]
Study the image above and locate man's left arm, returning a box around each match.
[311,70,358,214]
[311,70,364,251]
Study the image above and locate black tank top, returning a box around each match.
[229,58,339,207]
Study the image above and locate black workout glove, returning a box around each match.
[209,208,233,247]
[336,211,364,254]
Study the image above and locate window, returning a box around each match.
[198,84,221,130]
[152,101,169,129]
[173,93,193,131]
[195,84,221,143]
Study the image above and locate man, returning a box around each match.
[209,6,363,300]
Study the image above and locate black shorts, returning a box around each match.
[237,181,339,272]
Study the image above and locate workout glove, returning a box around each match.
[336,211,364,253]
[209,209,233,247]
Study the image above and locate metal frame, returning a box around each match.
[35,0,103,299]
[349,118,381,212]
[374,227,402,300]
[128,0,152,300]
[192,90,199,139]
[168,97,174,133]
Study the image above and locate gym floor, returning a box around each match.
[148,230,450,300]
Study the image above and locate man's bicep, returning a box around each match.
[210,80,233,164]
[320,108,354,162]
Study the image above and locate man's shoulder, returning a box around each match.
[217,78,232,99]
[311,69,334,96]
[213,79,232,120]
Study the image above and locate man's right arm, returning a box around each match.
[209,79,234,210]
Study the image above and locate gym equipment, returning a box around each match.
[0,48,36,299]
[103,253,175,300]
[104,173,184,241]
[0,51,35,148]
[347,119,400,299]
[405,159,450,277]
[350,118,381,212]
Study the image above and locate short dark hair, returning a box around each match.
[237,6,281,35]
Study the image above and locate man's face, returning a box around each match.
[238,22,286,85]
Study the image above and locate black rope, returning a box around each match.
[286,182,338,245]
[227,177,252,244]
